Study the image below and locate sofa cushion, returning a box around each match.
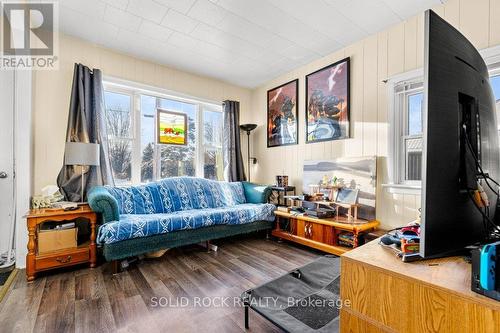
[242,182,272,204]
[97,203,275,245]
[104,177,246,215]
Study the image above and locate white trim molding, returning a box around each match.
[480,44,500,66]
[14,70,32,268]
[382,183,421,195]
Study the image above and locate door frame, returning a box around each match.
[13,70,32,268]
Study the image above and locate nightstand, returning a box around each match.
[25,205,97,281]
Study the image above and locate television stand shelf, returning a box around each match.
[272,210,379,256]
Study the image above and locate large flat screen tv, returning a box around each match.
[420,10,500,258]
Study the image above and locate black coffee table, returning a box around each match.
[241,255,341,333]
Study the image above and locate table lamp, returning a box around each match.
[64,142,100,203]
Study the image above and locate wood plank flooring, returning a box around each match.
[0,236,321,333]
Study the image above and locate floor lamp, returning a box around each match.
[239,124,257,181]
[64,142,100,203]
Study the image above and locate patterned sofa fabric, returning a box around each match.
[87,177,276,245]
[105,177,247,215]
[97,203,276,245]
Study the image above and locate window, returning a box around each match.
[491,69,500,136]
[104,91,133,185]
[390,76,424,185]
[388,61,500,191]
[103,81,223,185]
[202,106,223,180]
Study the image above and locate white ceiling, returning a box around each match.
[56,0,444,88]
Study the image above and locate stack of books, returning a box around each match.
[338,232,355,247]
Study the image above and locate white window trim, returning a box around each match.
[103,76,223,185]
[383,44,500,195]
[384,68,423,194]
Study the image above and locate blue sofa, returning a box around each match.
[88,177,275,263]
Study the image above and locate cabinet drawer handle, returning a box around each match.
[56,255,72,263]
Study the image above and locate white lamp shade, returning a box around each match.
[64,142,100,166]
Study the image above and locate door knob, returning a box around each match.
[0,172,7,179]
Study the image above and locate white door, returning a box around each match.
[0,71,15,254]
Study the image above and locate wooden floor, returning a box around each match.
[0,236,320,333]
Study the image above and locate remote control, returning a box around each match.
[479,242,499,290]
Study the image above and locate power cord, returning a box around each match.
[462,127,500,238]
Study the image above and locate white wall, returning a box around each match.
[248,0,500,230]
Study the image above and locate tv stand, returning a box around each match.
[340,238,500,332]
[273,211,379,256]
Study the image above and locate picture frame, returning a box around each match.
[267,79,299,147]
[157,109,187,145]
[335,188,359,205]
[305,57,350,143]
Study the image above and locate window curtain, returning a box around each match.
[57,63,114,201]
[222,100,246,182]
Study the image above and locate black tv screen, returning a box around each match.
[420,10,500,258]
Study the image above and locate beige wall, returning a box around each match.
[32,33,252,193]
[248,0,500,230]
[31,1,500,230]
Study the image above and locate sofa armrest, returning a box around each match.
[242,182,272,204]
[88,186,120,223]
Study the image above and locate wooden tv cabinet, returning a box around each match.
[272,210,379,256]
[340,238,500,333]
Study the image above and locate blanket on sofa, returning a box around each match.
[97,203,275,244]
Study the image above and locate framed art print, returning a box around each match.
[267,79,298,147]
[306,57,350,143]
[157,109,187,145]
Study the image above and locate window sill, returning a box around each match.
[382,183,421,195]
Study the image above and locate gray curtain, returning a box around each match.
[222,100,246,182]
[57,63,114,201]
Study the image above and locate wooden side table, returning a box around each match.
[25,205,97,281]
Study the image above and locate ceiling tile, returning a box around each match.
[101,0,129,10]
[196,40,238,64]
[190,23,257,59]
[268,0,367,46]
[161,9,199,34]
[153,0,197,14]
[217,0,336,54]
[381,0,440,19]
[336,0,401,34]
[126,0,168,23]
[187,0,227,26]
[59,0,436,88]
[61,0,106,18]
[167,32,200,49]
[59,7,119,45]
[217,12,276,48]
[103,5,142,32]
[138,21,174,42]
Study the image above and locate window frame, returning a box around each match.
[400,87,424,185]
[386,68,424,191]
[103,88,136,184]
[103,77,223,185]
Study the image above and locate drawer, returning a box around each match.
[36,249,89,271]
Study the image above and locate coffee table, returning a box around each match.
[241,255,341,333]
